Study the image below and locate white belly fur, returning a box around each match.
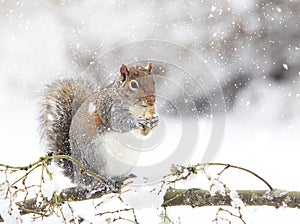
[95,131,140,178]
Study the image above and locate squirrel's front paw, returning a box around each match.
[137,114,159,136]
[137,116,150,131]
[150,114,159,129]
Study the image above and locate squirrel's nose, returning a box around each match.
[143,95,156,105]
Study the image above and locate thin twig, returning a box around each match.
[202,163,273,191]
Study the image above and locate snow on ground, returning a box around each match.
[217,78,300,191]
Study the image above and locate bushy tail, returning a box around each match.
[39,79,94,177]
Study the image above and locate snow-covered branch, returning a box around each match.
[0,156,299,223]
[1,187,299,223]
[163,188,300,208]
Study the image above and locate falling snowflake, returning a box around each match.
[282,63,288,70]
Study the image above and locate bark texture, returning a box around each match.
[1,187,299,222]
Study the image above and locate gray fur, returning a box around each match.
[39,64,156,189]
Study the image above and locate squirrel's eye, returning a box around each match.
[130,80,139,90]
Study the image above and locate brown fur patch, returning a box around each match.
[86,111,104,142]
[94,111,103,128]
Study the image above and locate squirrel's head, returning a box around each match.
[115,62,157,136]
[116,62,156,107]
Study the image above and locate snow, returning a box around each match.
[209,179,226,197]
[0,199,22,224]
[121,178,167,209]
[229,190,244,208]
[0,0,300,223]
[282,63,288,70]
[88,102,96,114]
[0,182,23,224]
[41,177,64,201]
[47,114,54,121]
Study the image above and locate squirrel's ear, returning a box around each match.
[146,62,153,72]
[120,64,129,82]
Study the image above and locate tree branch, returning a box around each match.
[0,187,298,222]
[163,188,300,208]
[0,156,299,222]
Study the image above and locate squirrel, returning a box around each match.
[39,63,158,189]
